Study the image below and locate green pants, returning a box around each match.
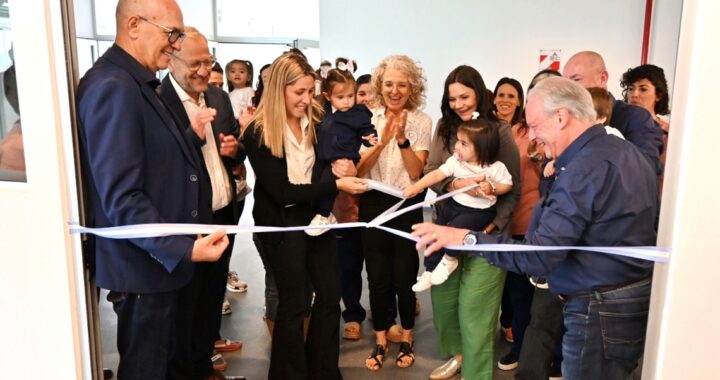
[431,253,505,380]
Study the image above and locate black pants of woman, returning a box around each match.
[360,190,421,332]
[256,203,342,380]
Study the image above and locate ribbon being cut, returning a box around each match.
[69,179,670,263]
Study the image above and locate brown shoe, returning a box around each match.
[386,324,403,343]
[211,353,227,372]
[214,339,243,353]
[343,321,362,340]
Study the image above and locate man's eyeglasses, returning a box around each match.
[173,55,217,72]
[138,16,186,44]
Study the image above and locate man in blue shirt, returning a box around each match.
[412,77,658,380]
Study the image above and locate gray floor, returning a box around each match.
[100,229,517,380]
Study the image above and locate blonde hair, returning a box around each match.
[371,55,426,111]
[250,52,322,158]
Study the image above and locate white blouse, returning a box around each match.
[283,115,314,185]
[362,107,432,189]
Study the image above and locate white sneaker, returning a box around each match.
[305,213,337,236]
[412,271,433,292]
[431,255,458,285]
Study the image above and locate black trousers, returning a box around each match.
[515,286,565,380]
[425,198,496,270]
[169,203,236,379]
[359,190,421,332]
[108,289,179,380]
[257,204,342,380]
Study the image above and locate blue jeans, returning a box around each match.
[561,276,651,380]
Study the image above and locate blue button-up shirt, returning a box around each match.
[476,125,658,295]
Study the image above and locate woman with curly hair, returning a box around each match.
[357,55,432,371]
[621,64,671,193]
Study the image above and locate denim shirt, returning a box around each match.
[476,125,658,295]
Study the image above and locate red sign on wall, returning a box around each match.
[539,49,562,71]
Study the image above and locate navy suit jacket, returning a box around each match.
[611,97,664,175]
[77,44,202,293]
[159,75,242,224]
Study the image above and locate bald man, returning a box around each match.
[563,51,664,175]
[77,1,228,379]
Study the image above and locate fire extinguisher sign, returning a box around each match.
[539,49,562,71]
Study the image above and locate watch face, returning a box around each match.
[463,232,477,246]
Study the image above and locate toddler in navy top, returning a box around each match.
[307,69,377,235]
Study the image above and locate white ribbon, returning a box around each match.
[68,181,670,263]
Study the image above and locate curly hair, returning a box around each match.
[371,55,426,111]
[620,64,670,115]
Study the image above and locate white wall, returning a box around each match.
[642,1,720,378]
[320,0,680,124]
[1,0,88,378]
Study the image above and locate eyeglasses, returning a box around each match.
[138,16,186,44]
[173,54,217,72]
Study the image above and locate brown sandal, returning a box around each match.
[343,322,362,340]
[365,344,387,371]
[396,341,415,368]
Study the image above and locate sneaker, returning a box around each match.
[221,298,232,315]
[548,365,562,379]
[430,255,458,285]
[412,271,433,292]
[497,352,519,371]
[305,213,336,236]
[227,271,248,293]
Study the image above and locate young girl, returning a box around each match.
[403,116,512,291]
[225,59,255,117]
[307,68,377,234]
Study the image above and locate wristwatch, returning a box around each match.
[397,138,411,149]
[463,231,478,246]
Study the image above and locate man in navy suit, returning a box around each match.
[76,1,229,379]
[159,27,244,379]
[563,51,664,174]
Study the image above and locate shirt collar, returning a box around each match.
[168,72,205,105]
[287,115,310,133]
[108,44,161,91]
[555,124,606,169]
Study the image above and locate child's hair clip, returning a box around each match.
[337,60,355,73]
[471,111,480,120]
